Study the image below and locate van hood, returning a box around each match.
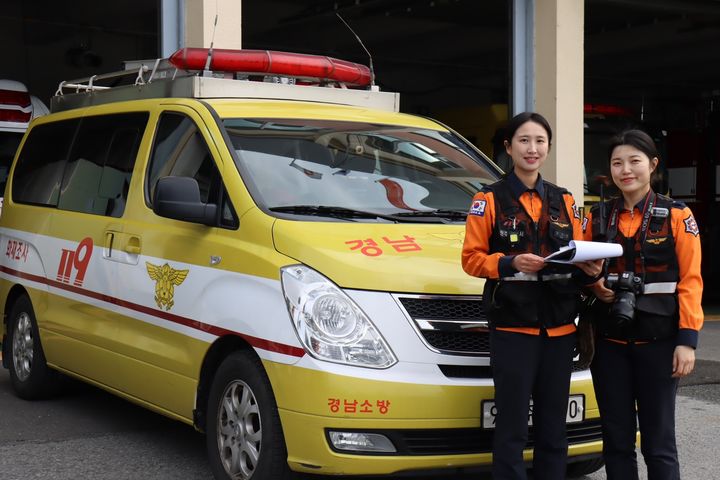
[273,220,483,294]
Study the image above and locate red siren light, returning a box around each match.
[169,48,373,88]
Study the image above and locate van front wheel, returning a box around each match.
[206,350,296,480]
[7,294,60,399]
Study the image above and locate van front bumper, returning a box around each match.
[268,362,602,476]
[280,409,603,475]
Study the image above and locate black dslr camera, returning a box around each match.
[605,272,644,323]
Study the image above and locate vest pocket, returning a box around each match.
[633,294,678,340]
[544,280,582,326]
[636,294,676,316]
[486,281,542,327]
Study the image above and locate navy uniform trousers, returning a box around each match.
[591,338,680,480]
[490,328,577,480]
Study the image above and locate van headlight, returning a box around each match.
[281,265,397,368]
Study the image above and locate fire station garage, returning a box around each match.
[1,0,719,298]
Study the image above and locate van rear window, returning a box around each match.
[12,113,148,216]
[12,119,78,207]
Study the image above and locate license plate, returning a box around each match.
[481,394,584,429]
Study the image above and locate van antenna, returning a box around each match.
[335,13,376,89]
[203,14,219,76]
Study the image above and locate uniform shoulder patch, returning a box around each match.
[683,215,699,236]
[582,216,589,233]
[469,199,487,216]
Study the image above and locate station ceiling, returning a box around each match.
[243,0,720,124]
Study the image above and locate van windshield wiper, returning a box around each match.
[389,209,468,221]
[269,205,461,223]
[269,205,408,222]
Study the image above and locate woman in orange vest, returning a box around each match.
[583,129,703,479]
[462,111,602,480]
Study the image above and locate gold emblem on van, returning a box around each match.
[146,262,189,311]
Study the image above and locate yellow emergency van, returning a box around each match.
[0,49,603,479]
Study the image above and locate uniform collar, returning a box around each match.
[507,170,545,199]
[622,189,654,212]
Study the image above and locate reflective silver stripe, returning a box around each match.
[643,282,677,294]
[541,273,573,281]
[501,272,538,281]
[500,272,573,282]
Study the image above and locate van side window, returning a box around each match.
[147,113,237,228]
[12,119,79,207]
[58,113,147,217]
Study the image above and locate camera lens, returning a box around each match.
[610,290,636,323]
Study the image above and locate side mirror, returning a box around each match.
[153,176,217,226]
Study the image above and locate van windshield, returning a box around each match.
[222,118,500,219]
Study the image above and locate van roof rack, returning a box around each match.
[51,49,400,114]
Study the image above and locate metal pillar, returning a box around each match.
[161,0,185,57]
[511,0,535,115]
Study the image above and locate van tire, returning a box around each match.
[206,350,296,480]
[7,294,61,399]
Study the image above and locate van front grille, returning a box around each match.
[396,295,489,356]
[399,297,484,321]
[423,330,491,353]
[396,295,589,375]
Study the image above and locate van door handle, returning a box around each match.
[105,232,115,257]
[125,236,141,255]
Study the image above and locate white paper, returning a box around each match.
[544,240,623,264]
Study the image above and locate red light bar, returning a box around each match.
[169,48,372,87]
[584,103,633,117]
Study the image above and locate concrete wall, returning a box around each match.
[535,0,585,202]
[184,0,242,49]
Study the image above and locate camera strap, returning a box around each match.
[638,191,656,247]
[607,191,655,278]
